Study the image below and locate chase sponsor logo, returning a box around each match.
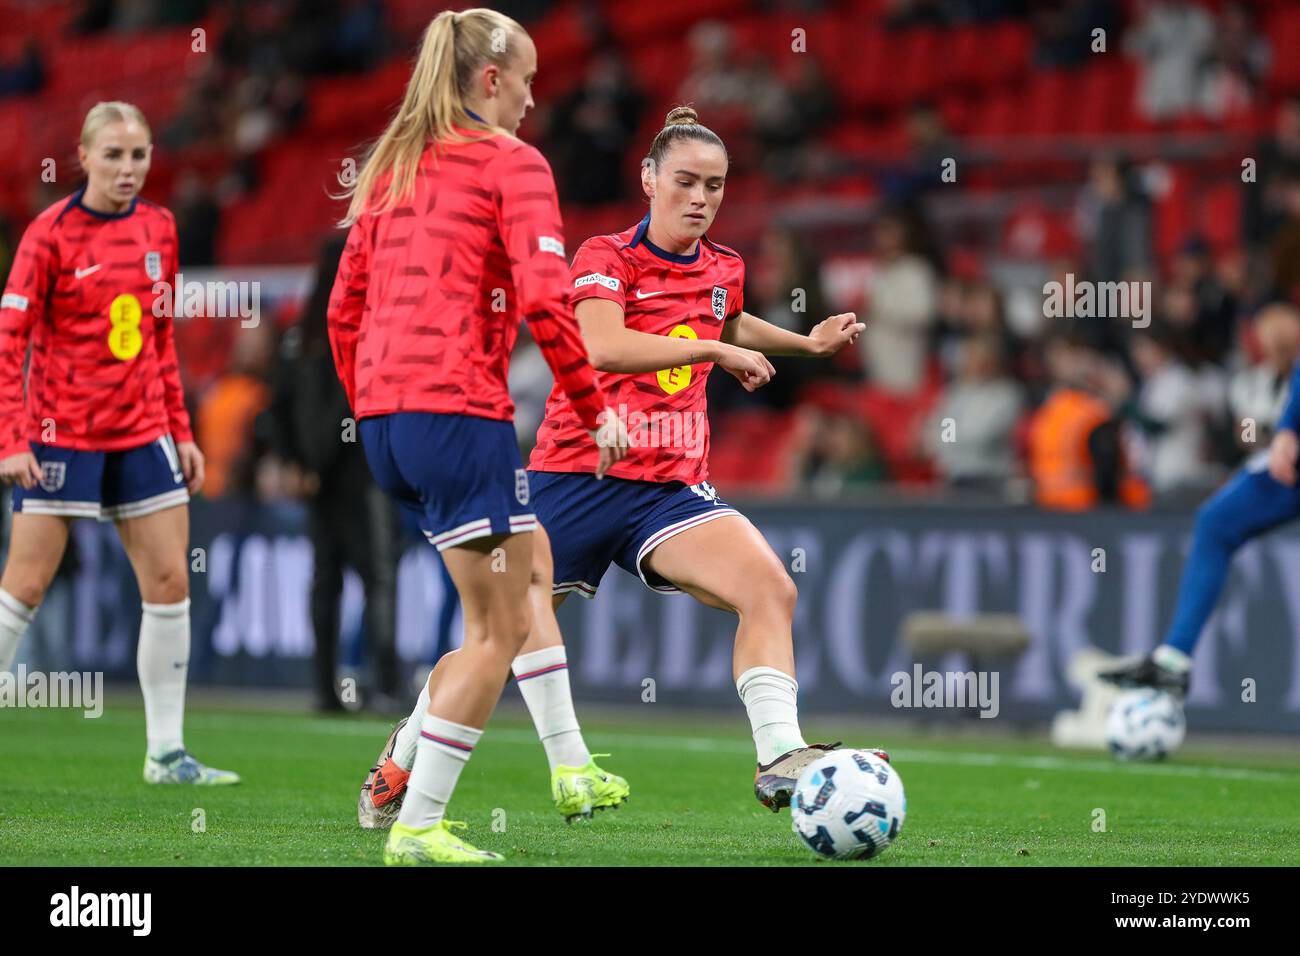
[574,272,619,292]
[538,236,565,258]
[1,293,28,312]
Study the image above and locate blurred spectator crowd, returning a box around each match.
[4,0,1300,511]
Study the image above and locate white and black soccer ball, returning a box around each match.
[1105,688,1186,761]
[791,750,906,860]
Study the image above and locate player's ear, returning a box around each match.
[640,158,655,200]
[77,145,88,175]
[482,62,500,98]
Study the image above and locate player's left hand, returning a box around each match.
[176,440,206,494]
[808,313,864,357]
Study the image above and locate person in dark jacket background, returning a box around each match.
[268,236,400,712]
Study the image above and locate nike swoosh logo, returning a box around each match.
[635,289,667,299]
[74,264,102,279]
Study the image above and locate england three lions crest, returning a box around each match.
[515,469,529,505]
[39,460,66,493]
[711,285,728,322]
[145,251,163,282]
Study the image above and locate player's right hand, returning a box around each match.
[717,343,776,392]
[591,405,630,480]
[1268,428,1299,486]
[0,451,42,490]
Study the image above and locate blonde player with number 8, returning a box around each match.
[0,102,237,785]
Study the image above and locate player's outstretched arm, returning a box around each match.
[722,311,864,357]
[578,298,774,391]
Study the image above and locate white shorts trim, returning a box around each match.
[425,514,537,552]
[634,507,741,593]
[14,499,102,519]
[553,579,599,599]
[101,488,190,521]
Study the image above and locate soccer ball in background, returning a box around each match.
[1105,688,1186,761]
[791,750,906,860]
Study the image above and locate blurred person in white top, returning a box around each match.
[1228,303,1300,458]
[923,334,1023,490]
[861,210,936,393]
[1129,325,1212,494]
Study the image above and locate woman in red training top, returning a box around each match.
[328,7,622,865]
[0,101,236,787]
[527,107,885,811]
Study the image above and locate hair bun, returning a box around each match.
[665,106,699,126]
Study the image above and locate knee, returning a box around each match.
[741,567,798,620]
[143,564,190,605]
[1,576,47,610]
[1192,499,1236,548]
[466,601,532,655]
[530,545,553,591]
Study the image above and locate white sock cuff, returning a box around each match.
[142,598,191,618]
[512,645,568,679]
[419,713,483,758]
[0,588,35,623]
[736,665,799,698]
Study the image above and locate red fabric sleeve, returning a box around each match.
[492,145,604,432]
[155,214,193,443]
[327,221,368,413]
[0,216,54,459]
[570,238,631,311]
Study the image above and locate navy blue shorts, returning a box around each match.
[360,412,536,551]
[12,435,189,521]
[527,471,740,597]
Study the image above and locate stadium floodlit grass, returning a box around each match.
[3,696,1299,866]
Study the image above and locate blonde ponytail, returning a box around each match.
[339,8,525,225]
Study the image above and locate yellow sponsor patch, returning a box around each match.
[108,293,143,361]
[656,324,698,394]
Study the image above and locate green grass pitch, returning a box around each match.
[3,697,1299,866]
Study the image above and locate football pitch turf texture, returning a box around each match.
[3,699,1298,866]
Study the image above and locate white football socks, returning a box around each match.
[394,676,431,772]
[137,598,190,758]
[0,588,34,672]
[397,713,481,830]
[737,665,808,765]
[512,646,590,770]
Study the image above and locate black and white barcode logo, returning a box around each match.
[50,886,151,936]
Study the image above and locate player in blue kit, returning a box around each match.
[1102,303,1300,695]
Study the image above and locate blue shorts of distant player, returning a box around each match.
[360,412,536,551]
[13,435,189,521]
[527,470,738,597]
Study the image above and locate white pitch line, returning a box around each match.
[168,713,1297,783]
